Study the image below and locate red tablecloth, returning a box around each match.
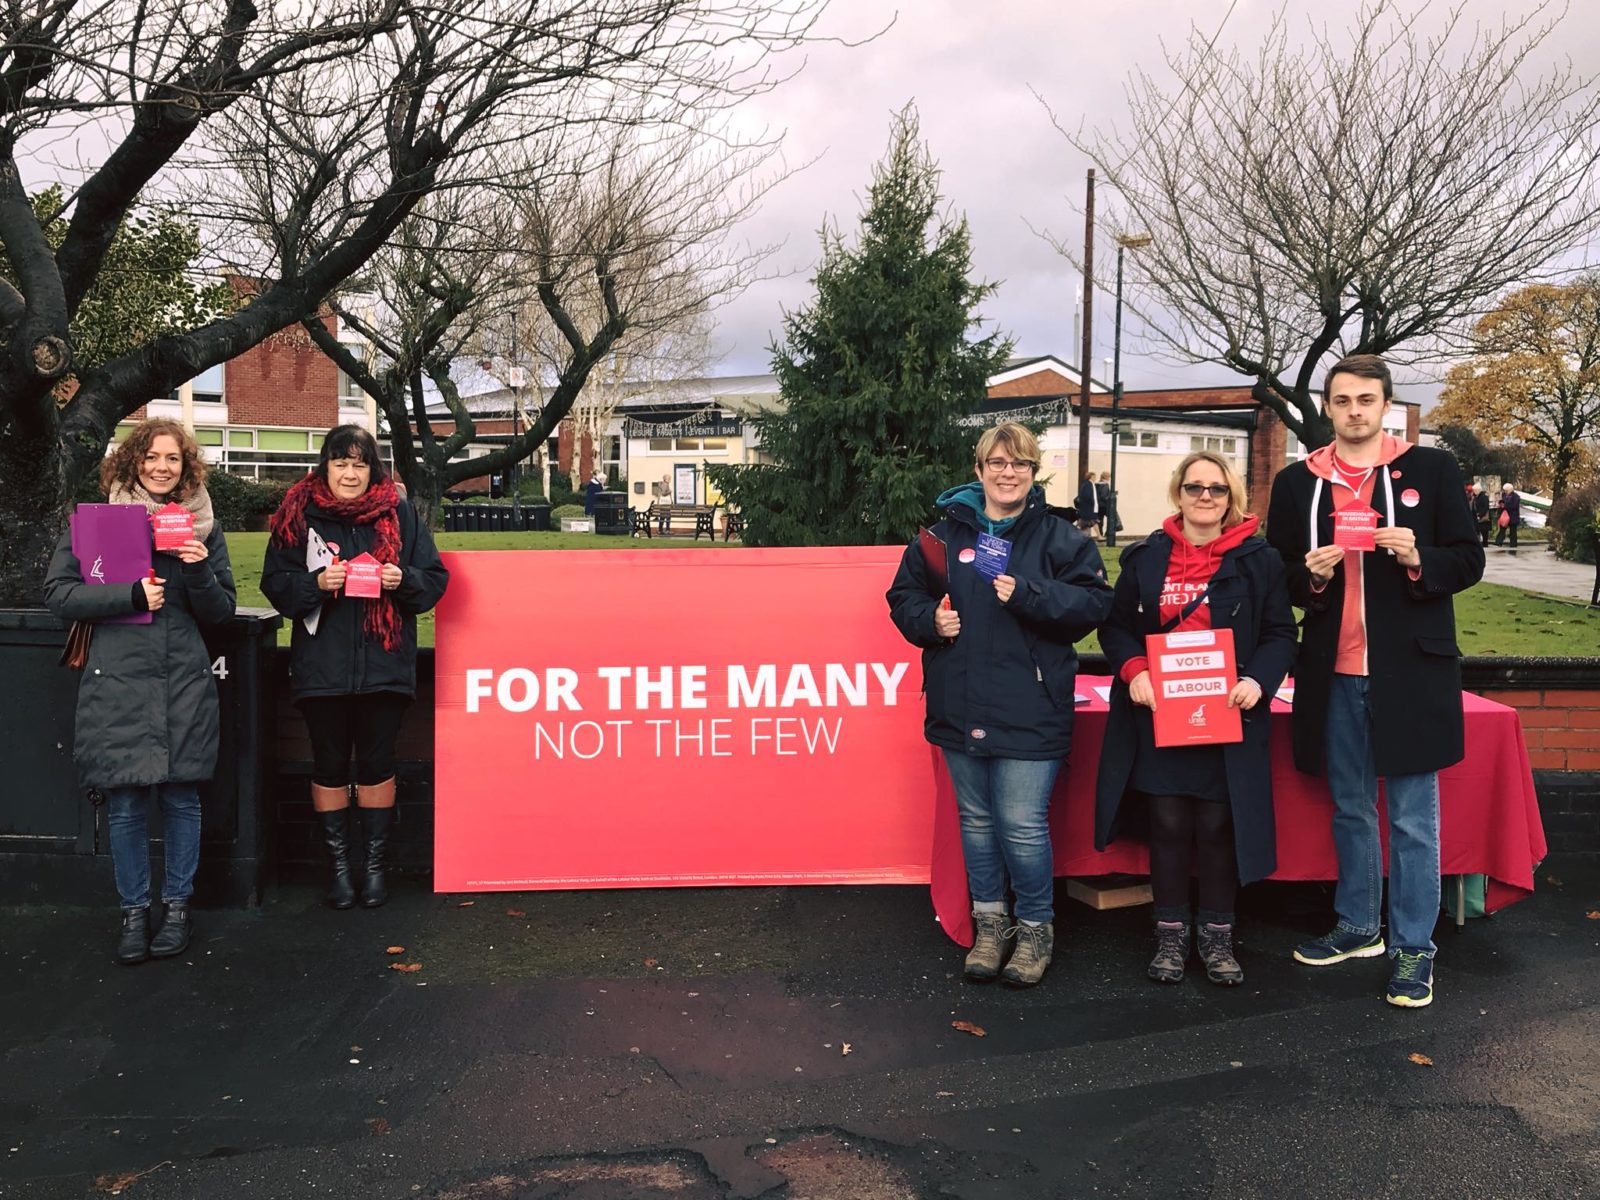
[931,678,1547,945]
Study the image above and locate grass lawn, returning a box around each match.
[224,533,1599,657]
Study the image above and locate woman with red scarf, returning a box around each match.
[1093,452,1296,986]
[263,426,449,908]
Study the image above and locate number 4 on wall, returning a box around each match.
[211,657,229,680]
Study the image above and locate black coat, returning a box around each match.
[886,488,1113,760]
[1075,479,1098,519]
[261,497,449,702]
[1266,447,1484,777]
[44,521,237,789]
[1092,530,1298,884]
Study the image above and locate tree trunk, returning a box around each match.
[398,454,444,532]
[0,426,69,608]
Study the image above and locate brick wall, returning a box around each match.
[1248,408,1286,520]
[226,317,340,428]
[1474,687,1600,772]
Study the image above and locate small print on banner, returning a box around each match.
[1332,504,1379,552]
[1145,628,1243,747]
[973,532,1011,580]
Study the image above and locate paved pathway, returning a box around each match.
[1480,543,1598,604]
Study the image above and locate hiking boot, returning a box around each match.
[1292,927,1385,966]
[1386,951,1435,1009]
[964,911,1010,981]
[1147,921,1188,983]
[999,922,1054,988]
[149,899,192,958]
[1197,923,1244,986]
[116,907,149,965]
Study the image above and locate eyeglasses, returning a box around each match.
[1181,483,1230,499]
[983,458,1036,474]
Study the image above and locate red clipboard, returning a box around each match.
[1146,628,1243,747]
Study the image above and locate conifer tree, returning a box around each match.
[709,105,1011,545]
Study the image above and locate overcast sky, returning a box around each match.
[707,0,1600,409]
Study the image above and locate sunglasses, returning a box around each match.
[1181,483,1230,499]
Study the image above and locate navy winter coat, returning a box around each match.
[44,520,237,789]
[1092,530,1297,884]
[261,497,449,702]
[886,488,1113,760]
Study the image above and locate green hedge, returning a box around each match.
[206,471,289,532]
[1549,483,1600,565]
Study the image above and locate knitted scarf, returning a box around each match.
[270,475,403,650]
[110,481,216,542]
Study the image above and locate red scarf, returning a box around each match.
[270,475,404,651]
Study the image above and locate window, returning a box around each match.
[258,430,311,452]
[1190,435,1240,455]
[338,368,365,401]
[1118,430,1136,447]
[648,437,673,452]
[1140,432,1158,448]
[194,428,224,447]
[701,437,727,451]
[170,364,224,404]
[1118,430,1160,448]
[228,430,254,448]
[675,437,701,451]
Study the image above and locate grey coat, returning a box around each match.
[43,521,237,789]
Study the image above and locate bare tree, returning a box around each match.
[0,0,825,604]
[307,113,781,526]
[1047,1,1600,447]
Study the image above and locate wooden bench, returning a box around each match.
[631,504,717,540]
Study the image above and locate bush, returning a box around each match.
[551,504,587,520]
[1549,483,1600,564]
[206,471,290,531]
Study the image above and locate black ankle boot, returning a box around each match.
[319,809,356,909]
[149,899,192,958]
[116,907,149,965]
[358,807,393,908]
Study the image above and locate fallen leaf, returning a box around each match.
[644,957,659,968]
[385,946,405,955]
[1546,876,1563,886]
[1586,911,1600,921]
[935,1090,955,1098]
[456,900,475,907]
[94,1162,172,1194]
[389,962,423,973]
[368,1117,391,1136]
[950,1020,987,1038]
[505,909,526,918]
[1408,1053,1434,1067]
[841,1043,853,1056]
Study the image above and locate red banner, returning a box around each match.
[433,547,933,891]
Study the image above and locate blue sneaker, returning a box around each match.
[1292,927,1386,966]
[1386,951,1434,1008]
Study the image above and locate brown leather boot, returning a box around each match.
[356,778,397,908]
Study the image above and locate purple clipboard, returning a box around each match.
[71,504,154,625]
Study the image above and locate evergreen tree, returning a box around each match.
[709,105,1011,545]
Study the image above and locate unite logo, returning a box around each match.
[1188,704,1207,726]
[90,555,106,584]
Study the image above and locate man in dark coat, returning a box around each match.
[1074,473,1099,537]
[1494,483,1521,550]
[1267,354,1484,1010]
[1093,472,1112,537]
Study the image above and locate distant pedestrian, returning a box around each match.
[1494,483,1521,550]
[1094,472,1112,537]
[1471,484,1491,547]
[1075,471,1100,537]
[583,470,604,516]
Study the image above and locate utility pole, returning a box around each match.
[1076,169,1095,484]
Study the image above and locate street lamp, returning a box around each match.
[1107,232,1152,548]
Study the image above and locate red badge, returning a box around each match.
[1400,488,1421,508]
[958,548,977,564]
[1391,469,1402,479]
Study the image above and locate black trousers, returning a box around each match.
[299,693,411,788]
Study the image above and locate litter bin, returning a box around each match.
[527,503,552,532]
[0,606,283,906]
[443,504,463,532]
[593,491,629,535]
[466,505,486,531]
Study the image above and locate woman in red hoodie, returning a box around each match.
[1094,452,1297,985]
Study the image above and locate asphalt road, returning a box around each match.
[3,860,1598,1199]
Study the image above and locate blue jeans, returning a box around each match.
[943,751,1060,924]
[105,783,202,909]
[1324,675,1440,956]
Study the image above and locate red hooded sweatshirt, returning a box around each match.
[1119,513,1260,684]
[1303,435,1418,676]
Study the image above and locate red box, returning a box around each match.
[1146,628,1243,747]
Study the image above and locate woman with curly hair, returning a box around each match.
[44,418,237,964]
[261,425,448,909]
